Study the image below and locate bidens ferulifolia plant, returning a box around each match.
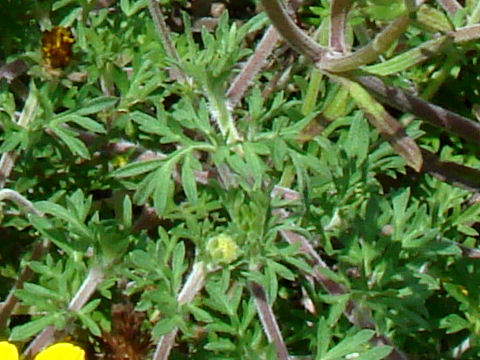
[2,0,480,359]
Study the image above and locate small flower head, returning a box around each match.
[207,234,239,264]
[0,342,85,360]
[41,26,75,68]
[0,341,19,360]
[35,343,85,360]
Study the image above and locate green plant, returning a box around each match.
[2,0,480,359]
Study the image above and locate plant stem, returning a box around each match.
[320,15,410,72]
[436,0,462,14]
[332,74,423,171]
[205,82,242,144]
[249,281,290,360]
[0,190,46,332]
[227,25,280,109]
[355,75,480,145]
[259,0,326,61]
[0,239,50,332]
[147,0,188,83]
[329,0,351,53]
[0,189,43,216]
[152,261,207,360]
[0,81,38,189]
[451,24,480,43]
[23,266,105,357]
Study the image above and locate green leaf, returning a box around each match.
[440,314,470,334]
[64,114,106,133]
[9,314,58,341]
[204,338,236,352]
[130,111,181,141]
[152,317,178,338]
[50,126,90,159]
[21,283,64,301]
[172,241,186,291]
[327,294,349,326]
[187,304,214,323]
[316,317,331,359]
[120,0,148,16]
[323,330,375,360]
[182,153,198,204]
[243,142,265,190]
[355,346,393,360]
[80,299,101,314]
[334,75,422,171]
[153,162,174,216]
[364,36,447,76]
[122,195,132,228]
[345,112,369,164]
[265,260,278,304]
[35,201,92,240]
[77,311,102,336]
[74,97,116,116]
[417,4,454,32]
[133,169,161,204]
[269,260,295,281]
[0,130,23,152]
[110,158,164,178]
[52,0,76,11]
[28,215,79,256]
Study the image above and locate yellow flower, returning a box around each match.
[34,343,85,360]
[0,342,85,360]
[207,234,239,264]
[0,341,18,360]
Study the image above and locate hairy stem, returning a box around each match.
[227,25,280,108]
[147,0,188,83]
[249,281,290,360]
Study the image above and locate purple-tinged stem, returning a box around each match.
[259,0,326,62]
[329,0,351,53]
[355,75,480,145]
[249,281,290,360]
[147,0,188,83]
[227,26,280,109]
[436,0,462,14]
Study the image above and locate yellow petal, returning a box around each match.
[0,341,19,360]
[34,343,85,360]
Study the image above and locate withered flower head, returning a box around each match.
[97,304,152,360]
[41,26,75,68]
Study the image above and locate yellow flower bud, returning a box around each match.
[207,234,239,264]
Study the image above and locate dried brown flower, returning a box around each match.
[97,304,151,360]
[41,26,75,68]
